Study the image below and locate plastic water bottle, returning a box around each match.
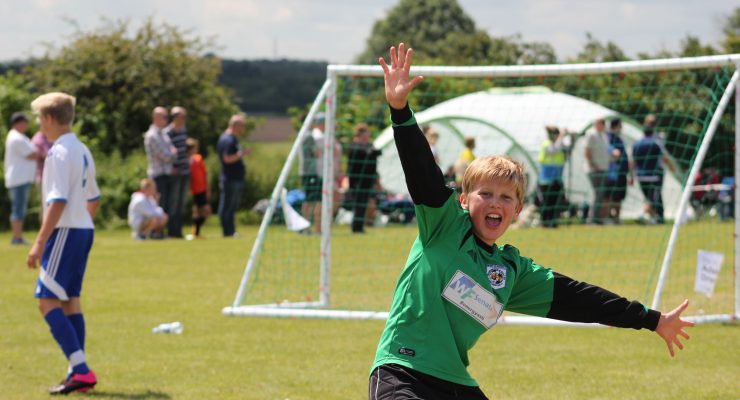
[152,321,183,334]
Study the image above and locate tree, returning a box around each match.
[23,18,239,156]
[488,34,557,65]
[721,7,740,53]
[572,33,629,63]
[678,35,718,57]
[355,0,487,65]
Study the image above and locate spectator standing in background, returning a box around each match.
[217,114,252,237]
[631,114,675,224]
[453,136,475,190]
[422,125,440,165]
[584,118,611,224]
[32,129,53,223]
[164,106,190,238]
[347,123,381,234]
[607,118,631,223]
[32,129,53,186]
[299,114,323,234]
[143,106,176,238]
[538,125,567,228]
[186,138,211,239]
[4,112,37,245]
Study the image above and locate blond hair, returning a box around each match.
[139,178,156,191]
[229,113,247,128]
[170,106,187,118]
[31,92,76,125]
[462,155,526,205]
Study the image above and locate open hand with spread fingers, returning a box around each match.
[655,299,695,357]
[378,43,424,110]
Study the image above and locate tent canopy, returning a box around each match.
[373,86,682,219]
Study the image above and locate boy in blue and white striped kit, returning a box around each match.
[26,92,101,395]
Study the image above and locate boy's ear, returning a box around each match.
[459,192,468,210]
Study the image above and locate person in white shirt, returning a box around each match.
[4,111,37,245]
[25,92,100,395]
[128,178,168,240]
[584,118,613,224]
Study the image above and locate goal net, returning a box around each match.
[224,55,740,325]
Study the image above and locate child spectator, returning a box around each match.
[127,179,168,240]
[187,138,211,239]
[369,43,695,400]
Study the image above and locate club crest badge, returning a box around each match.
[486,265,507,289]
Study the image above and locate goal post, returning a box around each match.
[223,55,740,325]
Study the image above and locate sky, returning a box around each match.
[0,0,736,64]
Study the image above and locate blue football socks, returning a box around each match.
[44,308,89,375]
[67,313,86,350]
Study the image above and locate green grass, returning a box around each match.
[1,224,738,399]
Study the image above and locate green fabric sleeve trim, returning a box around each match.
[391,108,417,127]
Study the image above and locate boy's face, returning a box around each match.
[143,185,157,197]
[459,177,522,246]
[38,113,52,134]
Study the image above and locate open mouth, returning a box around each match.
[485,213,503,228]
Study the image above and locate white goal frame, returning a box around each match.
[223,54,740,325]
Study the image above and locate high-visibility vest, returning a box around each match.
[538,139,565,183]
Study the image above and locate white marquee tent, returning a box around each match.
[373,86,683,219]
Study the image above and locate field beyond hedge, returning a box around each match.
[1,226,738,399]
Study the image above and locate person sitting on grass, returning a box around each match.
[127,178,168,240]
[369,43,695,400]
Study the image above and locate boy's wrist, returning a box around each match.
[645,308,662,331]
[390,104,415,127]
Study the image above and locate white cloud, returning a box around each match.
[207,0,260,19]
[32,0,60,11]
[273,6,294,23]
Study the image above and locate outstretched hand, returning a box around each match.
[378,43,424,110]
[655,299,695,357]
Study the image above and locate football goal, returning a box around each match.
[223,54,740,325]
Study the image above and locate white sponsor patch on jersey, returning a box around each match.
[486,265,507,290]
[442,270,503,329]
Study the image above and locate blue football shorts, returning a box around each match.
[34,227,94,300]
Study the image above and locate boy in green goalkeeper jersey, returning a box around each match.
[369,43,695,400]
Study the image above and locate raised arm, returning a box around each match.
[379,43,451,207]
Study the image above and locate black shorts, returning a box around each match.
[369,364,488,400]
[302,174,323,202]
[638,179,661,201]
[193,192,208,207]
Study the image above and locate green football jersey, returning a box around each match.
[372,193,555,386]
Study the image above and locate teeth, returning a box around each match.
[487,214,502,219]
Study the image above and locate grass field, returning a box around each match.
[1,224,738,399]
